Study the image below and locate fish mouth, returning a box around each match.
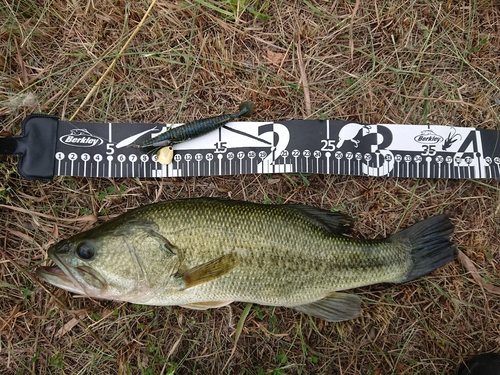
[36,252,105,295]
[36,265,87,295]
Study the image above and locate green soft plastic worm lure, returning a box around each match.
[141,101,254,151]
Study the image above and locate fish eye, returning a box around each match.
[76,242,96,260]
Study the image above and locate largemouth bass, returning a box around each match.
[36,198,456,322]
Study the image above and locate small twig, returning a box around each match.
[390,91,484,109]
[222,303,253,372]
[0,204,97,224]
[349,0,361,61]
[296,36,311,117]
[403,81,429,124]
[70,0,158,120]
[14,38,28,85]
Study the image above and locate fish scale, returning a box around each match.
[37,198,456,322]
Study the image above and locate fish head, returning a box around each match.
[36,216,180,303]
[37,235,108,296]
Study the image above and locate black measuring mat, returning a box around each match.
[1,115,499,180]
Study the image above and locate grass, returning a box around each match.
[1,0,500,373]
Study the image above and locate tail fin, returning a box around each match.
[391,215,457,283]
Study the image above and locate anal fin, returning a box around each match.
[293,292,361,322]
[180,301,233,310]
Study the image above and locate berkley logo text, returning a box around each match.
[414,130,443,144]
[59,129,103,148]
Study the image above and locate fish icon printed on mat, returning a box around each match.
[336,123,372,148]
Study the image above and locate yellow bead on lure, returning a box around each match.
[36,198,456,322]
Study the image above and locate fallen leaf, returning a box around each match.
[266,50,286,66]
[56,314,83,339]
[458,250,500,296]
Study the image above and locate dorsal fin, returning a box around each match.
[181,197,353,235]
[285,205,353,235]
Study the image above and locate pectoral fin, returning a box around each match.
[180,300,233,310]
[176,253,238,290]
[293,292,361,322]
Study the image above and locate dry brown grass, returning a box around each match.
[1,0,500,374]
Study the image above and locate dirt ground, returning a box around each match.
[1,1,499,374]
